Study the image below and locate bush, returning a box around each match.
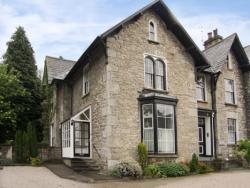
[197,162,213,174]
[158,162,189,177]
[137,143,148,170]
[234,139,250,164]
[189,153,199,173]
[144,164,161,177]
[30,157,42,166]
[110,162,142,178]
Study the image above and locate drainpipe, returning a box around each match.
[211,72,220,159]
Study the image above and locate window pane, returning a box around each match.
[155,60,164,76]
[144,118,153,128]
[158,117,165,129]
[196,75,205,101]
[143,104,153,117]
[228,119,236,144]
[157,104,175,153]
[144,129,154,152]
[145,58,154,74]
[155,75,164,90]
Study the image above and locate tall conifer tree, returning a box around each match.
[3,26,43,141]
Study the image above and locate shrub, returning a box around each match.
[137,143,148,170]
[189,153,199,173]
[0,158,13,166]
[197,162,213,174]
[234,139,250,164]
[144,164,161,177]
[158,162,189,177]
[110,162,142,178]
[30,157,42,166]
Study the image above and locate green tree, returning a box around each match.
[0,64,26,143]
[27,123,38,157]
[3,26,43,141]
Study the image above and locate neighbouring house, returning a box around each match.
[42,0,250,172]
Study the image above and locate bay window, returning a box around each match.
[141,98,176,154]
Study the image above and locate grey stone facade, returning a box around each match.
[43,0,250,171]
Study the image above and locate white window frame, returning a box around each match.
[142,104,154,153]
[228,118,237,144]
[225,79,236,104]
[196,74,206,101]
[143,54,168,91]
[62,120,71,148]
[148,19,157,42]
[83,64,89,96]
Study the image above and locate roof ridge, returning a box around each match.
[203,33,237,52]
[45,55,76,62]
[244,45,250,49]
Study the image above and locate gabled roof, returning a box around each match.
[44,56,76,84]
[203,33,249,73]
[66,0,210,79]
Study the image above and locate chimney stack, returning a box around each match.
[204,28,223,49]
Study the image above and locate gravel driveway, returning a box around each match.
[1,166,250,188]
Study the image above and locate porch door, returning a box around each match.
[74,122,90,157]
[198,117,206,156]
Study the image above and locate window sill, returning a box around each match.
[82,92,89,99]
[225,103,237,107]
[148,154,178,158]
[197,100,208,104]
[143,87,168,94]
[227,143,237,146]
[148,39,160,45]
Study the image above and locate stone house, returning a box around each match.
[42,0,250,171]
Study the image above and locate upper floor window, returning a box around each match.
[149,20,157,41]
[225,79,235,104]
[83,64,89,96]
[228,118,237,144]
[144,56,166,90]
[227,52,233,70]
[196,75,206,101]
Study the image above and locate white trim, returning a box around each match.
[148,19,158,42]
[71,106,92,159]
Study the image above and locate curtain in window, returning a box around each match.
[228,119,236,144]
[145,58,154,88]
[225,79,235,104]
[157,104,175,153]
[155,60,164,90]
[143,104,154,152]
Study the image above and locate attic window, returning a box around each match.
[227,52,233,70]
[149,20,157,41]
[83,64,89,96]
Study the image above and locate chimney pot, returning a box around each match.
[208,32,212,39]
[213,29,218,37]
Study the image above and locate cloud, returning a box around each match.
[180,13,250,50]
[0,0,116,71]
[1,0,250,73]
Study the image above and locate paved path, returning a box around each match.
[1,166,250,188]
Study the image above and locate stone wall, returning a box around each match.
[0,145,12,159]
[215,50,247,158]
[243,72,250,138]
[38,145,61,161]
[105,9,199,166]
[70,45,109,169]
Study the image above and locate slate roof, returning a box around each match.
[45,56,76,84]
[203,33,249,73]
[65,0,210,79]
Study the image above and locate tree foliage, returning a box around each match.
[0,64,26,143]
[3,26,43,141]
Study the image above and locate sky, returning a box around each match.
[1,0,250,71]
